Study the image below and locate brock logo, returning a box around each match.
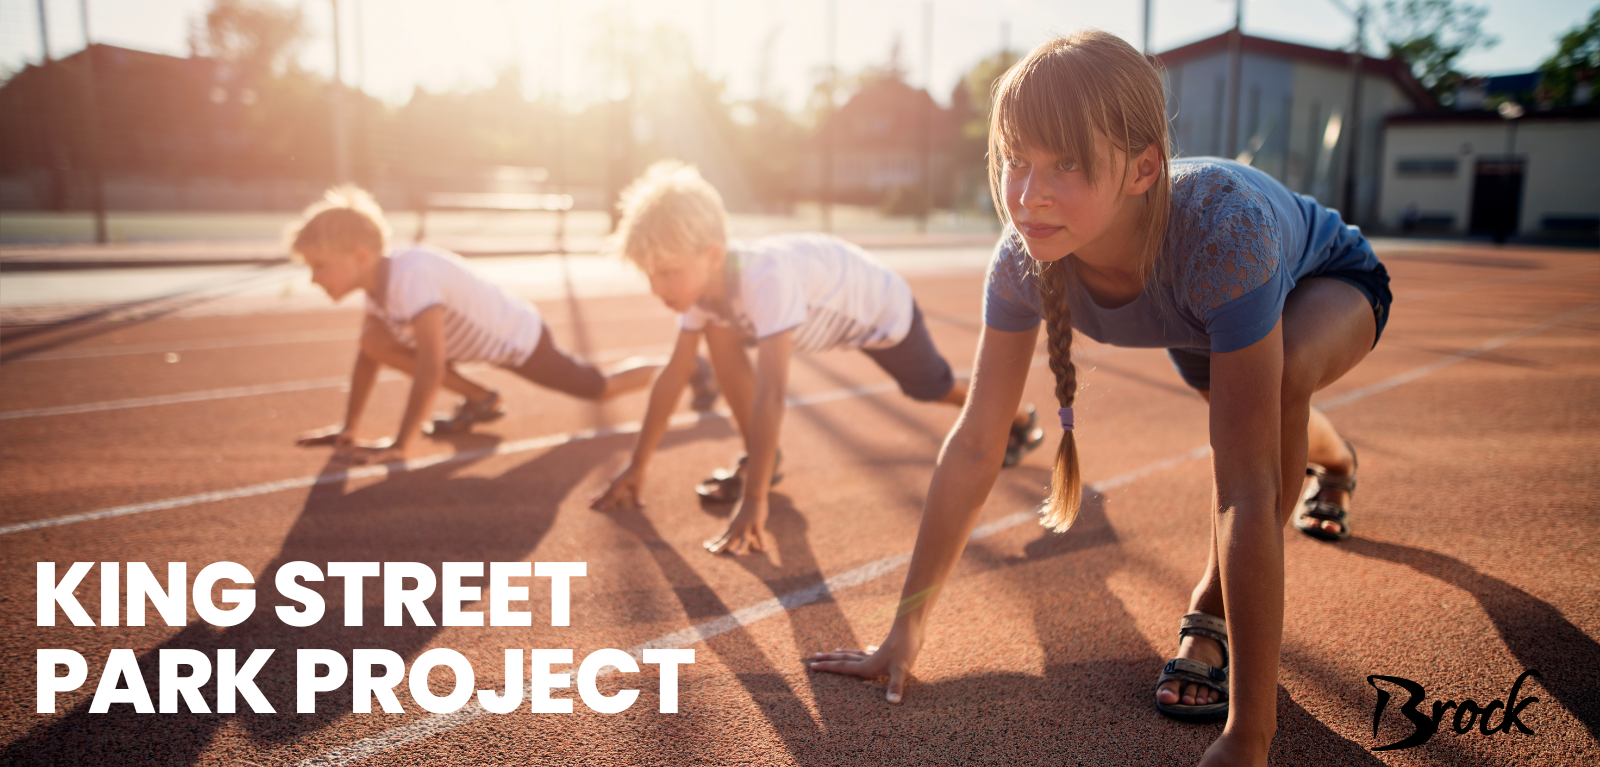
[1366,670,1540,751]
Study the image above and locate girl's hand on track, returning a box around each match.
[337,441,408,466]
[590,465,645,510]
[704,501,767,555]
[296,425,352,448]
[807,624,923,704]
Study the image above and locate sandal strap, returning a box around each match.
[1301,499,1350,523]
[1157,657,1228,695]
[1316,471,1357,493]
[1179,612,1227,642]
[1178,612,1229,667]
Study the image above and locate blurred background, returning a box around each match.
[0,0,1596,255]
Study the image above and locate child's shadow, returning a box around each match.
[1342,536,1599,743]
[5,424,725,766]
[608,492,863,761]
[778,490,1384,765]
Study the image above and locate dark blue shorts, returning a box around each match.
[862,302,956,402]
[1167,261,1393,392]
[507,329,607,399]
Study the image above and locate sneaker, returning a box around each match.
[431,391,506,435]
[1003,404,1046,468]
[688,356,721,411]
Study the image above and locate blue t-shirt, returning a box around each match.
[983,158,1378,353]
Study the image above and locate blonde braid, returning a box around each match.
[1038,259,1082,532]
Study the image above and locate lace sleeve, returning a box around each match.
[983,229,1043,331]
[1171,166,1282,317]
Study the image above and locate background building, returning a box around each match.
[1155,32,1429,228]
[1380,106,1600,241]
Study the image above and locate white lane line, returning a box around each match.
[15,262,1591,420]
[1316,302,1599,410]
[297,444,1196,767]
[7,329,359,362]
[1391,264,1598,306]
[292,298,1598,767]
[0,383,898,537]
[0,373,403,420]
[0,345,672,421]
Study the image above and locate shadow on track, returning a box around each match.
[1343,536,1600,743]
[607,493,865,764]
[4,424,725,766]
[0,264,287,363]
[794,487,1383,764]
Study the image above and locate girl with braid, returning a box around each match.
[810,30,1391,767]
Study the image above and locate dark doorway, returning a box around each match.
[1469,156,1526,243]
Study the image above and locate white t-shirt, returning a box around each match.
[365,246,543,366]
[679,234,915,352]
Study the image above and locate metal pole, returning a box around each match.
[554,0,566,254]
[78,0,107,243]
[36,0,52,59]
[354,0,367,186]
[1340,4,1365,223]
[920,0,932,233]
[329,0,350,184]
[1225,0,1242,159]
[35,0,70,211]
[1143,0,1153,55]
[823,0,836,233]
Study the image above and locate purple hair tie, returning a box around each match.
[1058,407,1074,431]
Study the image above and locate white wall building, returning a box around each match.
[1379,109,1600,241]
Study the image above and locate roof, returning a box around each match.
[1154,31,1432,108]
[1387,104,1600,125]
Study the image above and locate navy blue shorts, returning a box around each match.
[507,329,607,399]
[862,302,956,402]
[1167,262,1393,392]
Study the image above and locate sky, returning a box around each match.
[2,0,1594,110]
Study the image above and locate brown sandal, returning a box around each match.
[1296,441,1357,541]
[1154,612,1230,723]
[695,451,784,503]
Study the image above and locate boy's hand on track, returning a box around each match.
[590,466,645,510]
[808,625,923,704]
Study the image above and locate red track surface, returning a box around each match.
[2,244,1597,766]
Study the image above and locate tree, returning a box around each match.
[1539,6,1599,105]
[1377,0,1498,104]
[188,0,307,80]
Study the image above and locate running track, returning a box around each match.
[2,243,1597,766]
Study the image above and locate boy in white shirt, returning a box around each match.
[288,186,717,464]
[590,162,1044,554]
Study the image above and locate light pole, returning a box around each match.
[78,0,107,243]
[329,0,351,184]
[920,0,933,233]
[823,0,836,233]
[1144,0,1153,55]
[1225,0,1242,159]
[1328,0,1368,224]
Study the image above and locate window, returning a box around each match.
[1396,157,1459,178]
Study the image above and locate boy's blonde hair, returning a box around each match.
[987,30,1172,534]
[612,161,728,270]
[288,185,390,260]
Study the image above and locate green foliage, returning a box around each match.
[1538,6,1600,105]
[188,0,307,79]
[1377,0,1499,102]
